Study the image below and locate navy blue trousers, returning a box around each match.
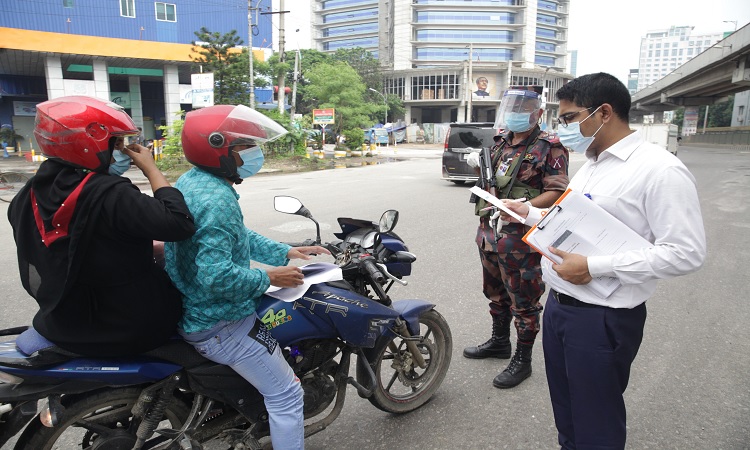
[543,292,647,450]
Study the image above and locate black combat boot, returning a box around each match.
[492,341,533,389]
[463,316,511,359]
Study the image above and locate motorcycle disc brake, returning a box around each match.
[393,340,436,387]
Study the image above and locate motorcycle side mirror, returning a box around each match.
[274,196,304,215]
[274,196,320,244]
[378,210,399,233]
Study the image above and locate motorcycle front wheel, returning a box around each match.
[357,309,453,413]
[14,387,190,450]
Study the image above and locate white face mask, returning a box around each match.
[108,149,131,176]
[557,106,603,154]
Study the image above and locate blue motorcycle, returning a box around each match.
[0,196,453,449]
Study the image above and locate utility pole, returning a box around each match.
[248,0,256,109]
[260,2,290,114]
[277,0,286,114]
[467,43,473,123]
[290,49,300,117]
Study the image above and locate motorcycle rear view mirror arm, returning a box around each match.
[274,196,321,245]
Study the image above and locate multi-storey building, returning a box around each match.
[636,26,726,92]
[0,0,272,148]
[311,0,573,127]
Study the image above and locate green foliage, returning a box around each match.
[258,109,306,156]
[342,128,365,150]
[670,95,734,131]
[0,126,23,145]
[333,47,382,91]
[304,62,377,136]
[156,111,187,173]
[192,28,250,105]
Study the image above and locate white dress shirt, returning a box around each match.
[525,130,706,308]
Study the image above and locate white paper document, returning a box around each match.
[265,262,343,302]
[469,186,526,224]
[522,189,654,298]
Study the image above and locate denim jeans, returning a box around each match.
[180,314,304,449]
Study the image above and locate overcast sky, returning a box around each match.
[278,1,750,84]
[568,0,750,83]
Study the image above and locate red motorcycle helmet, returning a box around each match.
[34,96,140,171]
[181,105,287,182]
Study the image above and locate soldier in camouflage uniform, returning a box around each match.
[465,88,569,388]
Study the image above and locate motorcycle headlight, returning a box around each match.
[0,371,23,385]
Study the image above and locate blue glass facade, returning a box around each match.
[416,30,514,43]
[322,0,377,9]
[324,37,378,51]
[415,48,513,62]
[414,0,516,4]
[415,11,515,25]
[324,23,378,37]
[323,8,378,23]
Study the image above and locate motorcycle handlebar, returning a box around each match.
[361,257,386,284]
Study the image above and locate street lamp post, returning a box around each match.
[723,20,738,32]
[368,88,388,147]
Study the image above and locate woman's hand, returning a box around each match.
[123,144,169,191]
[266,266,304,288]
[287,246,331,260]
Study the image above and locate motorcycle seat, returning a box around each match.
[0,328,78,369]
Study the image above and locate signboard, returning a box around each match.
[179,84,194,104]
[13,101,38,116]
[313,108,335,125]
[110,92,131,109]
[683,106,699,136]
[191,73,215,108]
[63,79,96,98]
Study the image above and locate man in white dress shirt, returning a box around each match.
[502,72,706,449]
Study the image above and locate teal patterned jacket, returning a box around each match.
[164,167,290,334]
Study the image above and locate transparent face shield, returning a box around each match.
[494,90,542,131]
[217,105,288,146]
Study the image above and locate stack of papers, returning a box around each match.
[522,189,653,298]
[265,262,343,302]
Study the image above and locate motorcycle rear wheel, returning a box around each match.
[358,309,452,413]
[14,387,190,450]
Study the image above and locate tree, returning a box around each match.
[303,62,377,137]
[192,28,250,105]
[670,95,734,132]
[332,47,382,91]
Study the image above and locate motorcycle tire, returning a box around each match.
[357,309,453,414]
[13,387,191,450]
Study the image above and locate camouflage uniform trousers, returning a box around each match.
[479,248,544,343]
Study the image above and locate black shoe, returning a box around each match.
[463,337,511,359]
[492,341,533,388]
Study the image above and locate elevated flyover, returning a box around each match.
[631,23,750,117]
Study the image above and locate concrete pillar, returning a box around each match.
[128,76,144,129]
[44,56,65,100]
[92,59,110,101]
[163,65,181,127]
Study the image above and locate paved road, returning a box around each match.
[0,144,748,449]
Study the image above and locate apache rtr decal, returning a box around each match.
[295,297,349,317]
[311,290,370,309]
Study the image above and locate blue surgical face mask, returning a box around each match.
[557,106,603,154]
[505,112,534,133]
[108,149,131,176]
[236,147,264,179]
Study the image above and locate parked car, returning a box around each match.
[441,122,499,185]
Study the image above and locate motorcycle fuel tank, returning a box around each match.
[257,283,399,348]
